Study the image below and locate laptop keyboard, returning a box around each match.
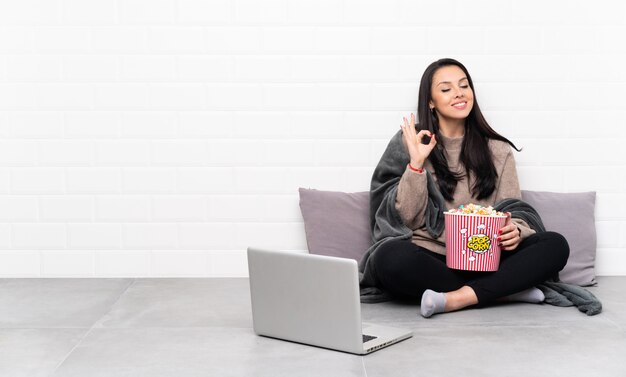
[362,334,378,343]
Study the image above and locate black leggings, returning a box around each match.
[369,231,570,304]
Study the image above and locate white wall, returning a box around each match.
[0,0,624,277]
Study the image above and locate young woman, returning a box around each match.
[368,58,570,318]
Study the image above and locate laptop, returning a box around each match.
[247,247,412,355]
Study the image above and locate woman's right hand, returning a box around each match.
[400,113,437,168]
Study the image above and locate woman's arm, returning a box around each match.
[395,165,429,229]
[395,113,437,230]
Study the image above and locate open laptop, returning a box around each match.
[247,247,412,355]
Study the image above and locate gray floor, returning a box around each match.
[1,277,624,377]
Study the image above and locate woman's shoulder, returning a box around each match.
[487,138,513,157]
[487,138,514,166]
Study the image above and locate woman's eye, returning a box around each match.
[461,85,469,88]
[442,89,450,92]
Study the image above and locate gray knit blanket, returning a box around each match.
[360,130,602,316]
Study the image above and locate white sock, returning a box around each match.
[420,289,447,318]
[501,287,545,303]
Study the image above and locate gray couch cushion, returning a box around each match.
[298,188,371,262]
[521,190,597,286]
[299,187,597,286]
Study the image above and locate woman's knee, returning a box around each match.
[541,231,570,269]
[370,239,439,284]
[370,239,412,276]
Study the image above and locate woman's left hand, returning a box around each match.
[498,212,521,251]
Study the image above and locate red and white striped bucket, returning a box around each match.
[444,212,507,271]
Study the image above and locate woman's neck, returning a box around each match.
[437,117,465,138]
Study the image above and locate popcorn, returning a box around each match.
[444,206,506,271]
[447,203,505,217]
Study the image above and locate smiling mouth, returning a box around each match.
[452,101,467,109]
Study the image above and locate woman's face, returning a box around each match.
[429,65,474,123]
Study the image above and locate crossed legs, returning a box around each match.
[370,231,569,317]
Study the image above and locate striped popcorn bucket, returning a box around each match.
[444,212,507,271]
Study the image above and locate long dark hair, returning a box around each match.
[416,58,521,201]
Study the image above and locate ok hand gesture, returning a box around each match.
[399,113,437,168]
